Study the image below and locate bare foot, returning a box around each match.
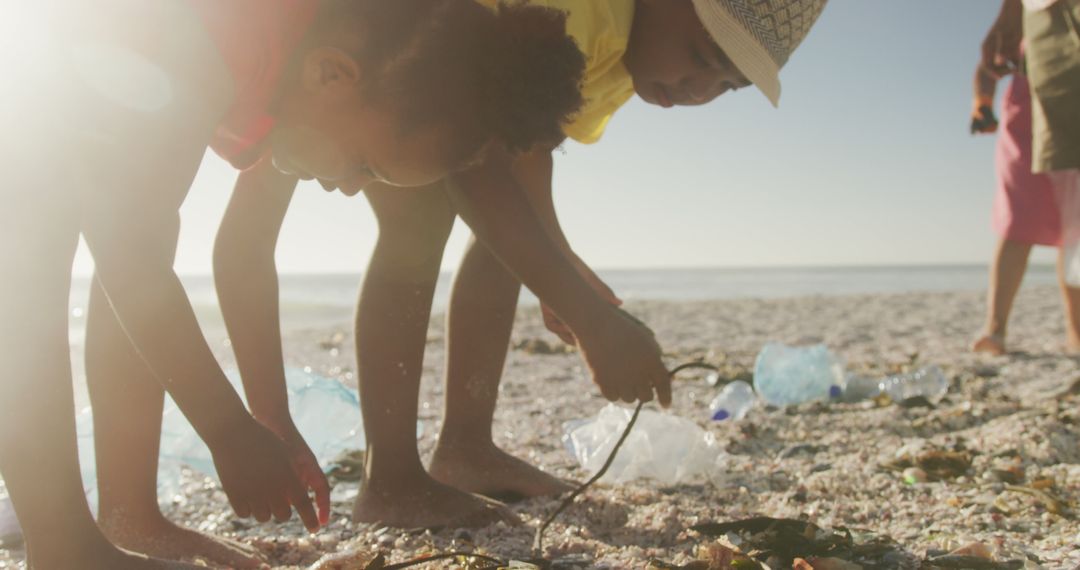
[429,440,573,502]
[352,474,517,529]
[972,332,1006,356]
[1067,335,1080,354]
[100,514,265,569]
[30,540,207,570]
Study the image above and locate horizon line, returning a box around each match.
[69,261,1050,279]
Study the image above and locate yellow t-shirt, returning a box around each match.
[477,0,636,144]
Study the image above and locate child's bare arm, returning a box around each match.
[214,160,332,525]
[215,159,298,424]
[448,146,671,407]
[512,148,621,342]
[514,150,617,299]
[79,157,319,530]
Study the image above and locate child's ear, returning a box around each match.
[302,47,362,95]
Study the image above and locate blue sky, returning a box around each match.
[72,0,1053,275]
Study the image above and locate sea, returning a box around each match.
[68,264,1059,339]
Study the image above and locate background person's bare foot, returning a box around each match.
[352,474,517,529]
[100,514,265,569]
[972,332,1006,355]
[429,441,573,502]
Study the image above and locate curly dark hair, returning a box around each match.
[306,0,585,166]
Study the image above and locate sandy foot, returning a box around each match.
[429,440,574,502]
[101,515,265,569]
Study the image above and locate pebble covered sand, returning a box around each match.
[2,285,1079,568]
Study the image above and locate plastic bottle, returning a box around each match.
[879,365,949,402]
[843,365,949,403]
[708,380,755,421]
[753,342,845,406]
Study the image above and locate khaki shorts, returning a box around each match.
[1025,0,1080,173]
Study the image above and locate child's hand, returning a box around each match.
[258,416,333,528]
[209,416,322,532]
[574,307,671,407]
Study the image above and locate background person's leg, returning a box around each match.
[974,238,1033,355]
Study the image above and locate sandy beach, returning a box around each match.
[3,284,1079,569]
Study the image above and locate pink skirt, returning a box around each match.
[992,73,1061,246]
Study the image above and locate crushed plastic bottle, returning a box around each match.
[845,366,949,404]
[753,342,845,406]
[563,404,723,485]
[708,380,755,421]
[76,367,397,509]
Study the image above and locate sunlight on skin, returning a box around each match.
[72,44,175,113]
[3,3,175,115]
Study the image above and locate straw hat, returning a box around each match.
[691,0,827,107]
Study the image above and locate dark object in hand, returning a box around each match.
[971,105,999,134]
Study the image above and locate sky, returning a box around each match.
[72,0,1051,276]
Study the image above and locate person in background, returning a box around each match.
[976,0,1080,353]
[970,52,1080,354]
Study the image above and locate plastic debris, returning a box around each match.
[0,495,20,547]
[753,343,845,406]
[845,366,949,404]
[563,404,723,485]
[708,380,755,421]
[75,367,393,508]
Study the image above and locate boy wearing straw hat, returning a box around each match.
[212,0,829,529]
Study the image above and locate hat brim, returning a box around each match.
[691,0,782,107]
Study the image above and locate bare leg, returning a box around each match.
[0,189,196,569]
[86,277,263,568]
[429,237,572,501]
[1056,247,1080,352]
[352,184,513,529]
[974,238,1033,355]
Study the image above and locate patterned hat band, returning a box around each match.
[691,0,828,107]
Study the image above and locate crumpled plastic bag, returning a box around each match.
[562,404,724,485]
[76,367,367,508]
[0,495,20,546]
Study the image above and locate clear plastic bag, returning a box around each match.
[562,404,723,485]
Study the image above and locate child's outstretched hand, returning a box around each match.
[209,416,322,532]
[258,416,333,528]
[574,306,671,407]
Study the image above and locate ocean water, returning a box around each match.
[68,264,1058,339]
